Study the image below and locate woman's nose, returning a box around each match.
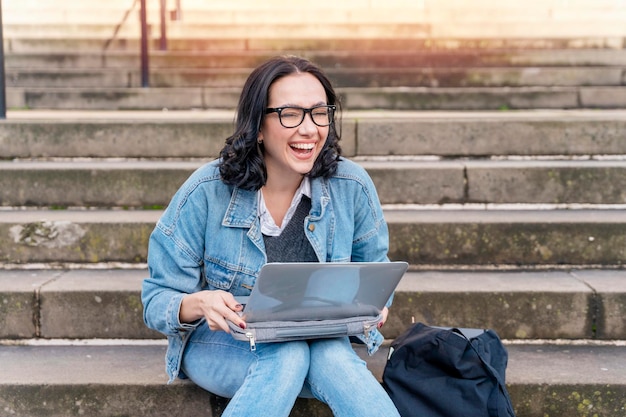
[298,112,318,135]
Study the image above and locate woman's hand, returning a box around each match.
[379,306,389,329]
[179,290,246,332]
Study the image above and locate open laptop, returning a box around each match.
[236,261,408,323]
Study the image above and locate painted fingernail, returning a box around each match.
[378,322,384,329]
[239,322,246,330]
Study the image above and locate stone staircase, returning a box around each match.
[3,109,626,416]
[4,48,626,110]
[2,1,626,416]
[3,0,626,111]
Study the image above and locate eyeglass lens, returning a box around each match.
[279,106,333,128]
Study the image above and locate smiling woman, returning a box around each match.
[142,55,399,417]
[247,72,333,230]
[219,56,343,192]
[258,72,330,198]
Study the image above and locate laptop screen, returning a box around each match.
[242,262,408,322]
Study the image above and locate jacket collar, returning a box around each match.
[222,176,329,228]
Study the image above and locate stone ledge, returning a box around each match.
[3,209,626,266]
[2,268,625,340]
[3,110,626,159]
[0,341,625,417]
[14,159,626,206]
[6,85,626,111]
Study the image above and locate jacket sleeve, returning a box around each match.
[142,175,210,337]
[350,166,390,264]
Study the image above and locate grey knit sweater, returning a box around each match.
[263,196,318,263]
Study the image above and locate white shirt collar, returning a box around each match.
[258,177,311,237]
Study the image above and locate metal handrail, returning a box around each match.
[159,0,167,51]
[104,0,156,87]
[0,0,6,119]
[104,0,139,52]
[0,0,173,106]
[141,0,171,87]
[140,0,150,87]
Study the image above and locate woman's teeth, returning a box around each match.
[291,143,315,150]
[291,143,315,152]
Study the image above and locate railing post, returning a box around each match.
[159,0,167,51]
[139,0,149,87]
[175,0,182,20]
[0,0,7,119]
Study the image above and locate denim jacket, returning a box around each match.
[142,157,391,383]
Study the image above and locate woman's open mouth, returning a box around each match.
[290,142,315,155]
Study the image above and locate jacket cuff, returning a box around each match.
[168,293,201,332]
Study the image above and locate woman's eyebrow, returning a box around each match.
[275,101,327,108]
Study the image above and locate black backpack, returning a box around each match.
[382,323,517,417]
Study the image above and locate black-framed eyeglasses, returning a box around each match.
[265,105,336,128]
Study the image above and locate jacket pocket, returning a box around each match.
[204,261,256,295]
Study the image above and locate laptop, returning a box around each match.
[236,261,408,323]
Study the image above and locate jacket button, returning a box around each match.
[308,223,315,232]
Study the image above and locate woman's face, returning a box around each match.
[258,72,330,182]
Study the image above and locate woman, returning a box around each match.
[142,55,400,417]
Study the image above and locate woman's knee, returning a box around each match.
[307,338,368,381]
[309,338,360,363]
[258,340,311,378]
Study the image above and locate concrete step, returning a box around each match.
[2,208,626,266]
[6,66,625,89]
[6,49,626,70]
[5,8,434,26]
[6,5,626,26]
[7,85,626,110]
[0,340,625,417]
[3,159,626,207]
[5,0,626,42]
[3,22,436,40]
[2,268,625,341]
[5,0,624,14]
[5,36,624,53]
[3,110,626,159]
[5,19,626,40]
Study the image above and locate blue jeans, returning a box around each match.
[181,325,400,417]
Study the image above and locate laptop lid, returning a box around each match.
[240,261,408,323]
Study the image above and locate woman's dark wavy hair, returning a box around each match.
[218,55,342,191]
